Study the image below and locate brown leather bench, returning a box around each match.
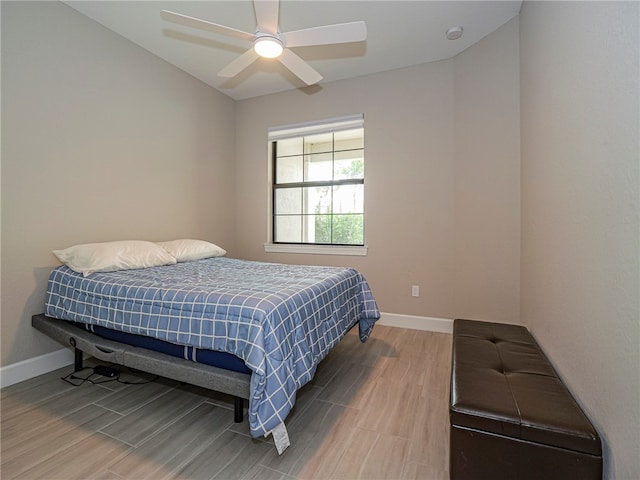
[449,319,602,480]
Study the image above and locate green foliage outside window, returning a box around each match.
[313,159,364,244]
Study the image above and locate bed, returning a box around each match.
[38,252,380,453]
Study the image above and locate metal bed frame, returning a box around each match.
[32,314,250,423]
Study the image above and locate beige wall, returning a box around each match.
[235,60,456,318]
[520,2,639,479]
[234,19,521,322]
[1,1,236,366]
[453,17,520,322]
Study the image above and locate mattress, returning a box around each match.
[45,257,380,439]
[69,320,251,374]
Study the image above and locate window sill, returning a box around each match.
[264,243,368,256]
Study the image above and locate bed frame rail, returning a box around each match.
[32,314,250,423]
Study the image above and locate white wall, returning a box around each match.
[1,1,236,367]
[520,2,639,479]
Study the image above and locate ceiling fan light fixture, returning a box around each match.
[254,36,283,58]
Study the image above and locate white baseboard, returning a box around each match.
[377,312,453,334]
[0,348,74,389]
[2,312,451,389]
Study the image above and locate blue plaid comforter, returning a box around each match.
[45,257,380,437]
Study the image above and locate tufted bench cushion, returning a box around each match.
[450,319,602,480]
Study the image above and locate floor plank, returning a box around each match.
[1,405,122,479]
[100,387,205,447]
[0,325,452,480]
[107,403,233,480]
[13,432,131,480]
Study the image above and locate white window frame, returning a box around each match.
[265,114,368,256]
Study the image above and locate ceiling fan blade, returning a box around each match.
[218,49,260,78]
[278,49,323,85]
[161,10,255,42]
[254,0,279,35]
[282,21,367,48]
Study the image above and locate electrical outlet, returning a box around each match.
[411,285,420,297]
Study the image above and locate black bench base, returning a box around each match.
[451,425,602,480]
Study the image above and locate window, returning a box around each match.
[269,115,365,250]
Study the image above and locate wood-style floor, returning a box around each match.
[1,325,452,480]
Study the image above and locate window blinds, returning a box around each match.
[268,114,364,141]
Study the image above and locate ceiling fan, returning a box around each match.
[161,0,367,86]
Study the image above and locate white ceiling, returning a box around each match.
[64,1,522,101]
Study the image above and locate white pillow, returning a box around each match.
[156,239,226,262]
[53,240,177,276]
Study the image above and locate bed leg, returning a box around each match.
[234,397,244,423]
[74,348,83,372]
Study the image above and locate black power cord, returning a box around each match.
[61,364,159,387]
[61,366,118,387]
